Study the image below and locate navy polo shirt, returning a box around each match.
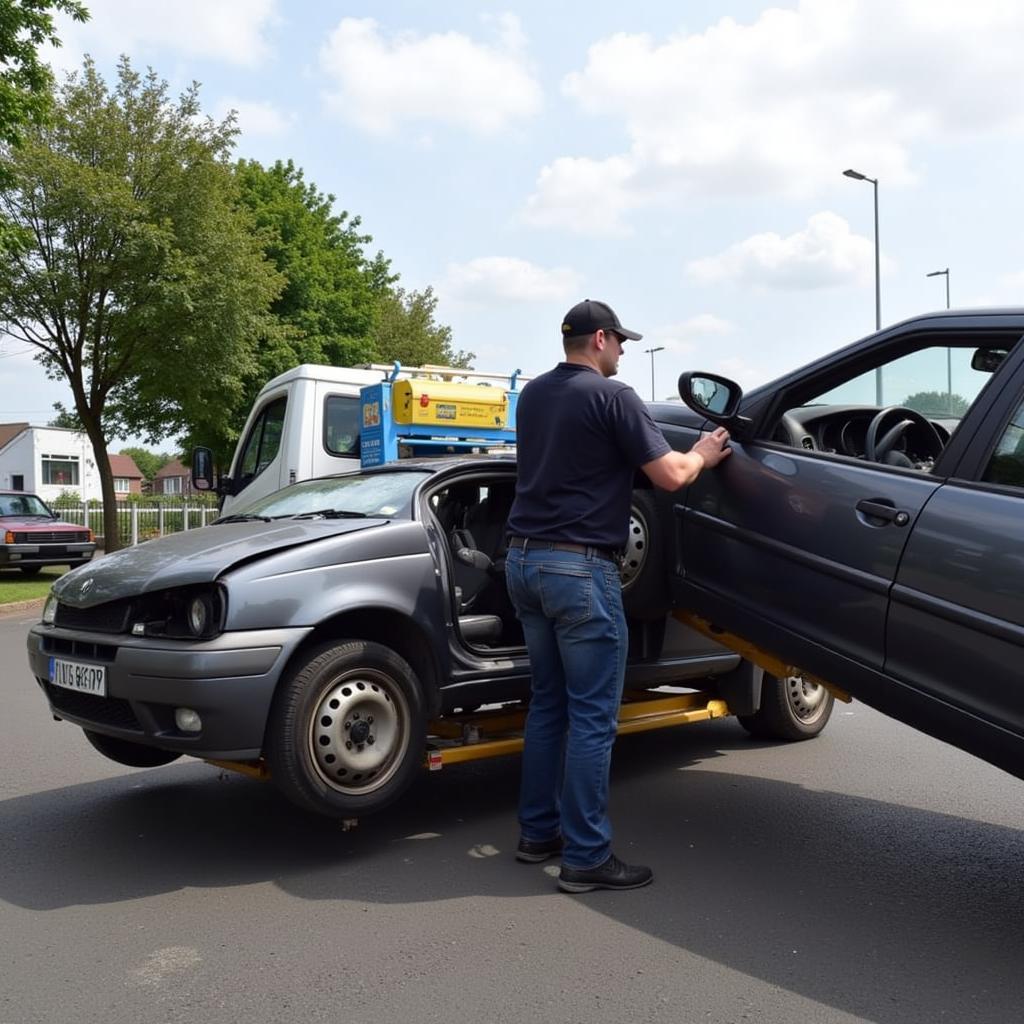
[506,363,672,550]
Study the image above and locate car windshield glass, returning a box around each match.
[0,494,53,517]
[809,345,999,423]
[234,471,431,519]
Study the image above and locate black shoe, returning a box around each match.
[557,853,653,893]
[515,835,563,863]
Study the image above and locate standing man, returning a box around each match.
[505,299,732,893]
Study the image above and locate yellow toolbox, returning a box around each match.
[392,380,509,428]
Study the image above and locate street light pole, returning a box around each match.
[643,346,665,401]
[927,268,952,409]
[843,168,882,404]
[926,267,950,309]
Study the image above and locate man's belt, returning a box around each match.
[506,536,619,564]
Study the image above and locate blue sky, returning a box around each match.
[3,0,1024,442]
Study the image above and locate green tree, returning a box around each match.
[48,401,82,429]
[903,390,969,418]
[371,286,472,369]
[0,57,282,549]
[0,0,88,146]
[188,158,394,463]
[0,0,88,249]
[118,446,171,485]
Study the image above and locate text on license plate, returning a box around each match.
[48,656,106,696]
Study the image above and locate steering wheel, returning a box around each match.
[864,406,944,464]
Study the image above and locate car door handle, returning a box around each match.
[855,498,911,527]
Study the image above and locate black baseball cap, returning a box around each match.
[561,299,643,341]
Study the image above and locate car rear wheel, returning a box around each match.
[82,729,183,767]
[266,640,426,818]
[737,673,834,741]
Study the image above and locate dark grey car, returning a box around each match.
[670,308,1024,782]
[27,458,816,818]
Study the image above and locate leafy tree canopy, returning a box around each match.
[902,390,970,418]
[118,446,172,483]
[0,0,88,147]
[0,56,282,548]
[371,286,472,370]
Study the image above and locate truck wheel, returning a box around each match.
[82,729,182,767]
[266,640,425,818]
[737,673,834,741]
[620,489,670,619]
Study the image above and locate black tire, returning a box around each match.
[265,640,426,818]
[620,489,671,620]
[19,566,42,577]
[737,673,834,741]
[83,729,182,767]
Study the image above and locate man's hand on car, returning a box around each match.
[692,427,732,469]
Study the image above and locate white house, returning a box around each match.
[0,423,104,501]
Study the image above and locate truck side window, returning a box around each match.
[239,397,287,481]
[324,395,360,456]
[982,397,1024,489]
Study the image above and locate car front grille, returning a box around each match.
[55,600,132,634]
[43,682,140,731]
[41,635,118,662]
[11,531,89,543]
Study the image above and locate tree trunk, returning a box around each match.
[80,417,121,554]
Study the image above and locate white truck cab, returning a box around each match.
[216,363,521,515]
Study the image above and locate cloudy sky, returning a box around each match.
[3,0,1023,439]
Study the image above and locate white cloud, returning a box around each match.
[650,314,736,355]
[522,156,636,235]
[217,98,293,138]
[525,0,1024,233]
[687,212,880,290]
[47,0,279,70]
[441,257,583,305]
[319,16,542,136]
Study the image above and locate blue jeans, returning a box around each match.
[505,545,628,869]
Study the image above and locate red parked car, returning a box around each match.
[0,491,95,576]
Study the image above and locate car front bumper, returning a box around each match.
[26,623,314,759]
[1,542,95,568]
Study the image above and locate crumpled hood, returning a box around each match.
[52,518,386,607]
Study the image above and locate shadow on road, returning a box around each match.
[2,720,1022,1022]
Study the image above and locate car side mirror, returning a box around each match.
[971,348,1008,373]
[191,447,215,492]
[678,371,752,439]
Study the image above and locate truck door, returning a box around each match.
[222,394,288,514]
[886,356,1024,746]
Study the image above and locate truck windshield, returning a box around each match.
[233,471,431,520]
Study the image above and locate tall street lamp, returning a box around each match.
[926,267,950,309]
[643,346,665,401]
[927,267,952,409]
[843,167,882,404]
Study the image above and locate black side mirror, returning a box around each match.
[191,447,215,492]
[678,371,743,417]
[971,348,1008,373]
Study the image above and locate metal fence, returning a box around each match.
[53,503,219,548]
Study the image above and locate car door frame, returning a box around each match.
[670,315,1024,707]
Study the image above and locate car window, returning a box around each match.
[324,395,360,456]
[982,397,1024,489]
[0,494,51,516]
[238,396,287,480]
[236,470,432,519]
[810,345,994,423]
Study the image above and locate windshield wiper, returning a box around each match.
[213,513,273,524]
[287,508,370,520]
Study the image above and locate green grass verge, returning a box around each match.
[0,567,67,605]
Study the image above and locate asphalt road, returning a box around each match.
[2,610,1023,1024]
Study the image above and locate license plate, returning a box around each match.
[48,656,107,696]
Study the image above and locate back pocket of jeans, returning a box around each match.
[538,566,592,625]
